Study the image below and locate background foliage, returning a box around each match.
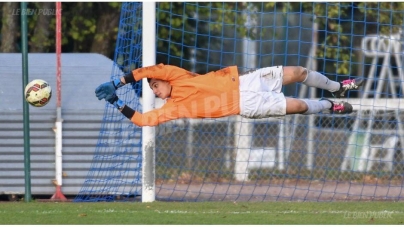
[0,2,121,58]
[1,2,403,75]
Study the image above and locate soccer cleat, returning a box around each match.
[332,78,364,98]
[322,98,353,114]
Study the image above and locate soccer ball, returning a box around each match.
[24,79,52,107]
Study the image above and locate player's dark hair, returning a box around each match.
[147,78,151,83]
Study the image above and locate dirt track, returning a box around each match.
[156,181,404,202]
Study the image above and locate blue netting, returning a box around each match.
[77,2,404,202]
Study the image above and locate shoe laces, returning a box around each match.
[341,79,358,89]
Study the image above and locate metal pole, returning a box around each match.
[142,1,156,202]
[51,2,67,200]
[21,1,31,202]
[307,16,319,171]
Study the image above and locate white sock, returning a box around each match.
[302,69,340,92]
[302,99,332,115]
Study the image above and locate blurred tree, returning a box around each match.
[312,2,404,75]
[90,2,121,56]
[62,2,122,58]
[30,2,54,52]
[156,2,247,72]
[233,2,404,77]
[62,2,99,52]
[63,2,121,58]
[0,2,19,52]
[297,2,404,76]
[0,2,121,58]
[1,2,403,67]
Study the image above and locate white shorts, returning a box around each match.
[239,66,286,118]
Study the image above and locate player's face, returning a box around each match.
[149,79,172,99]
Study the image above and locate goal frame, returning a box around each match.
[141,1,156,203]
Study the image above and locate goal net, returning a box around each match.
[75,2,404,202]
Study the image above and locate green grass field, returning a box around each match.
[0,201,403,225]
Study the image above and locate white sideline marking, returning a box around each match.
[152,210,404,215]
[1,209,402,215]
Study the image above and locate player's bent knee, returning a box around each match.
[294,66,307,81]
[296,100,308,113]
[283,66,307,84]
[285,98,308,114]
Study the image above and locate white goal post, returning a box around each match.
[141,1,156,203]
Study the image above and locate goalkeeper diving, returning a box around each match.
[95,64,364,127]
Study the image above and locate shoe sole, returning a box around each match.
[342,101,353,114]
[334,101,353,114]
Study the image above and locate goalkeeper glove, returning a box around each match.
[95,78,125,103]
[108,93,125,110]
[108,94,136,120]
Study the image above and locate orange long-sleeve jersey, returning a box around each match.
[129,63,240,126]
